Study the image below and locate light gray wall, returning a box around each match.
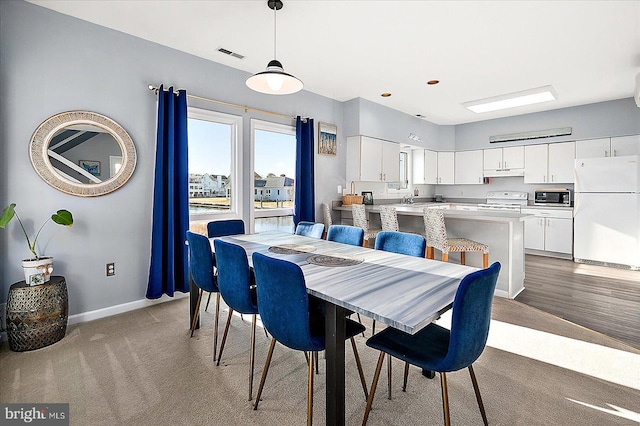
[455,98,640,151]
[0,1,345,312]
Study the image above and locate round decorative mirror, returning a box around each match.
[29,111,136,197]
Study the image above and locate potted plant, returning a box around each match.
[0,203,73,285]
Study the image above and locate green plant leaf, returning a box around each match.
[52,210,73,227]
[0,203,17,228]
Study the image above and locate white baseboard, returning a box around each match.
[67,293,189,326]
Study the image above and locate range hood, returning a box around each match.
[483,168,525,177]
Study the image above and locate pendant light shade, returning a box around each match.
[246,0,303,95]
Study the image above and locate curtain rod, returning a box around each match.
[148,84,299,121]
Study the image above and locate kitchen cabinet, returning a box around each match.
[521,208,573,256]
[483,146,525,176]
[346,136,400,183]
[575,135,640,158]
[412,149,437,184]
[437,152,455,184]
[455,150,484,184]
[524,142,575,184]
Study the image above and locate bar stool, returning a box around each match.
[352,204,381,248]
[321,202,332,239]
[423,208,489,268]
[379,205,399,231]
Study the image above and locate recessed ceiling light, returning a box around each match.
[381,93,392,97]
[463,85,557,113]
[427,80,439,85]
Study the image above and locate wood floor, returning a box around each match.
[516,254,640,349]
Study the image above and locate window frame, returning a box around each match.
[187,107,243,222]
[250,119,296,231]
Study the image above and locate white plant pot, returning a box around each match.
[22,256,54,286]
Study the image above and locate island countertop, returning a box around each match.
[334,203,532,223]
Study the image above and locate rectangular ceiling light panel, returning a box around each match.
[463,85,557,113]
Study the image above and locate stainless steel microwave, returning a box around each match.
[534,189,572,206]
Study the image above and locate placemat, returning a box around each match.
[268,244,317,255]
[306,253,364,267]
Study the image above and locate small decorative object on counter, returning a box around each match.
[342,181,363,206]
[0,204,73,285]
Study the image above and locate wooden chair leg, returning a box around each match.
[402,362,409,392]
[350,337,368,399]
[426,246,434,260]
[363,238,369,248]
[254,338,277,411]
[190,289,203,337]
[314,351,319,375]
[307,349,314,426]
[460,251,466,265]
[440,372,451,426]
[482,253,489,269]
[468,365,488,426]
[213,293,221,362]
[216,308,234,365]
[204,291,212,311]
[362,352,385,426]
[442,253,449,263]
[249,314,257,401]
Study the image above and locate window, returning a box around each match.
[187,108,242,220]
[252,120,296,233]
[399,151,408,189]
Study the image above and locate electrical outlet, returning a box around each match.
[106,263,115,276]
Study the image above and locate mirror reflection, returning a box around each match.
[48,124,123,184]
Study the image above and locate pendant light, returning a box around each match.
[246,0,303,95]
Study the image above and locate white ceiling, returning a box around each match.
[28,0,640,125]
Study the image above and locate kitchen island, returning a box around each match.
[335,203,531,298]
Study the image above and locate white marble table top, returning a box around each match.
[214,231,478,335]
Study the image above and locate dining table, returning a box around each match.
[205,230,478,426]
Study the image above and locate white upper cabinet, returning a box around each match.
[346,136,400,183]
[524,142,575,184]
[483,146,524,176]
[437,152,455,184]
[455,150,484,184]
[576,135,640,158]
[412,149,437,184]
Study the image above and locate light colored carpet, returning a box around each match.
[1,296,639,425]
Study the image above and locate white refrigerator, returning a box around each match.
[574,155,640,269]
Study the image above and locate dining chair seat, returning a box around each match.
[362,262,501,426]
[252,252,369,425]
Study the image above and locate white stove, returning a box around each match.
[477,191,528,212]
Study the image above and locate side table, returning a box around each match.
[6,275,68,352]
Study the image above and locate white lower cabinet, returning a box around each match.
[521,208,573,256]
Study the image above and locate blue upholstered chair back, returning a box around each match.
[213,239,257,315]
[444,262,501,371]
[295,221,325,239]
[186,231,218,293]
[252,252,324,352]
[326,225,364,246]
[207,219,245,238]
[374,231,426,258]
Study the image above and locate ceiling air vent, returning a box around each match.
[490,127,572,143]
[217,47,245,59]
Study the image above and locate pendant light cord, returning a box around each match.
[273,3,277,60]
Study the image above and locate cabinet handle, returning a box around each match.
[504,161,507,168]
[383,173,386,180]
[551,174,555,182]
[613,150,617,157]
[605,150,609,157]
[379,173,382,181]
[498,161,502,169]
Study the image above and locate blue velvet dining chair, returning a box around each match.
[295,221,325,239]
[374,230,426,258]
[361,262,501,426]
[326,224,365,246]
[213,239,261,401]
[251,252,369,425]
[204,219,245,312]
[185,231,221,362]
